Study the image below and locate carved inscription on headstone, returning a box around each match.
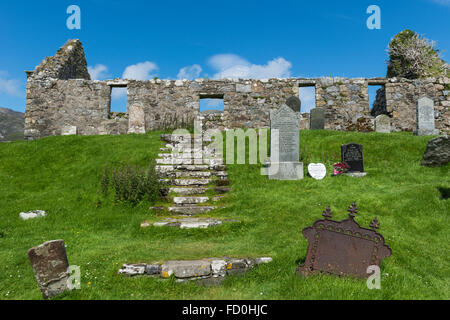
[341,143,364,172]
[270,104,301,162]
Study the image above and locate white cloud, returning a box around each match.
[208,54,292,79]
[88,64,109,80]
[0,71,22,96]
[177,64,202,80]
[299,87,316,113]
[111,87,127,99]
[122,61,158,80]
[430,0,450,6]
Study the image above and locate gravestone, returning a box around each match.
[310,108,325,130]
[414,97,439,136]
[374,115,391,133]
[296,203,392,279]
[267,104,303,180]
[308,163,326,180]
[341,143,364,173]
[128,104,146,134]
[286,96,301,113]
[27,240,71,299]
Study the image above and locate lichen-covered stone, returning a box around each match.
[27,240,71,299]
[422,135,450,167]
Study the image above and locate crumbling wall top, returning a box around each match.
[27,39,91,81]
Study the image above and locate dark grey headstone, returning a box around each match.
[286,96,301,113]
[310,108,325,130]
[341,143,364,172]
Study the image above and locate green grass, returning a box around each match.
[0,130,449,300]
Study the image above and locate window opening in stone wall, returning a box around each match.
[298,86,316,113]
[110,86,128,115]
[369,85,386,116]
[199,95,224,114]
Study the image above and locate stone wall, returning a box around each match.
[383,78,449,132]
[24,39,450,139]
[314,78,373,131]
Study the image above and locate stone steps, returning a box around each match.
[169,187,208,195]
[175,171,212,178]
[156,158,224,165]
[156,164,226,173]
[154,133,230,217]
[173,197,209,205]
[168,206,217,215]
[162,178,212,186]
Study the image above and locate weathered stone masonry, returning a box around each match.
[24,40,450,140]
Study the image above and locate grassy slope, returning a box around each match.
[0,131,448,300]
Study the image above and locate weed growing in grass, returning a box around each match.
[101,160,168,206]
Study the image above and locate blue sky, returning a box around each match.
[0,0,449,113]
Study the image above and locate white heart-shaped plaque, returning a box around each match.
[308,163,327,180]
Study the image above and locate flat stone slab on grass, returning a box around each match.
[343,172,368,178]
[118,257,273,283]
[20,210,46,220]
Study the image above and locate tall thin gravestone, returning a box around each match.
[310,107,325,130]
[414,96,439,136]
[267,104,303,180]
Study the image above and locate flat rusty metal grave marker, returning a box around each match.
[296,203,392,279]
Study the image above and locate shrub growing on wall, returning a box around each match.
[386,29,448,79]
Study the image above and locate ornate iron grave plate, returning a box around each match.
[296,203,392,279]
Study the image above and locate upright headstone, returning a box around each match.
[27,240,71,299]
[286,96,301,113]
[267,104,303,180]
[341,143,365,173]
[374,115,391,133]
[414,96,439,136]
[310,108,325,130]
[128,104,146,134]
